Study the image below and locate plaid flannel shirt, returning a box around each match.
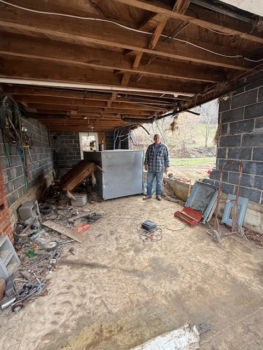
[144,142,170,172]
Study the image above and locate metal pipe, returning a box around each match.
[0,78,192,97]
[0,296,16,310]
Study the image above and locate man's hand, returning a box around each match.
[144,165,148,171]
[164,167,169,174]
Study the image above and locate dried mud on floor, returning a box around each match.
[1,195,263,350]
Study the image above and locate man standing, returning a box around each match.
[143,134,170,201]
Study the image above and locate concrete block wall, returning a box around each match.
[207,71,263,204]
[50,132,81,170]
[0,117,54,208]
[50,131,129,172]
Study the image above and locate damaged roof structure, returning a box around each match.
[0,0,263,132]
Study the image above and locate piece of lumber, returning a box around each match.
[60,160,88,184]
[42,220,86,243]
[61,162,98,192]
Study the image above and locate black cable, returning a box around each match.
[158,223,187,231]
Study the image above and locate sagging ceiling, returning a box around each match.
[0,0,263,132]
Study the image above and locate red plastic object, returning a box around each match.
[174,207,202,226]
[74,224,90,233]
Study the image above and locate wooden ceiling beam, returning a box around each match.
[113,0,263,44]
[0,7,252,70]
[25,104,155,116]
[0,57,207,95]
[13,95,160,110]
[46,126,125,132]
[3,86,175,105]
[0,35,248,72]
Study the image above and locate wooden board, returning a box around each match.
[61,161,97,192]
[42,220,86,243]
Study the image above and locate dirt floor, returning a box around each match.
[0,193,263,350]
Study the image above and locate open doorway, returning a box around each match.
[79,132,99,159]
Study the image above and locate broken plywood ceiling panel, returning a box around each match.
[42,220,86,243]
[60,160,102,192]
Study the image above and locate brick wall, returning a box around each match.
[0,166,13,242]
[0,117,54,209]
[206,71,263,204]
[50,132,81,171]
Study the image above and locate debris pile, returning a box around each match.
[0,195,102,314]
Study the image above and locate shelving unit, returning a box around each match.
[0,235,20,280]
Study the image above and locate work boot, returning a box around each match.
[156,195,161,201]
[143,195,152,200]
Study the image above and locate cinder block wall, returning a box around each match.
[50,131,129,171]
[50,132,81,170]
[207,72,263,204]
[0,118,54,208]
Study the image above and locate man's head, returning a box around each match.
[153,134,161,145]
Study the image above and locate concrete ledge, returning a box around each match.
[166,178,192,202]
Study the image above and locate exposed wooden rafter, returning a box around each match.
[0,0,262,132]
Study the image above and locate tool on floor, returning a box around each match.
[141,220,157,232]
[69,247,75,255]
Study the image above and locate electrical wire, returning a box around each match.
[28,147,39,164]
[159,223,187,231]
[1,0,262,62]
[0,0,150,34]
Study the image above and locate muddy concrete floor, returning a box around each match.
[1,195,263,350]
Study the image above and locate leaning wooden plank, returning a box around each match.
[61,162,93,188]
[42,220,86,243]
[60,160,88,184]
[63,163,97,191]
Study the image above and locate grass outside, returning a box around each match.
[170,156,216,166]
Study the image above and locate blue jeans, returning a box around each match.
[146,171,163,197]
